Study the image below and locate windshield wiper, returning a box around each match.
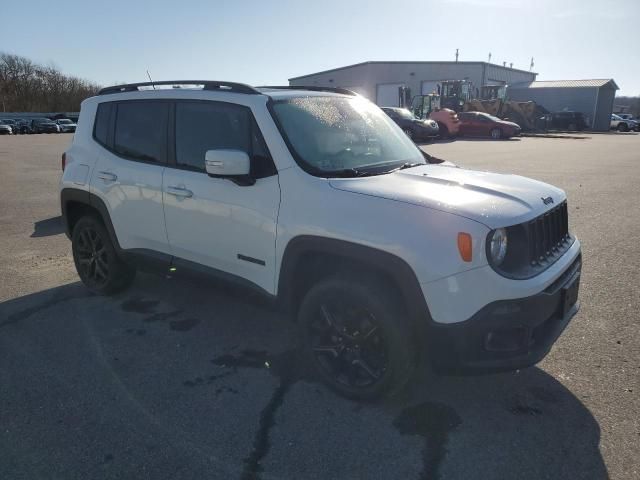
[324,168,368,178]
[385,162,423,174]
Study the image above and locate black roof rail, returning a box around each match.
[257,85,357,96]
[98,80,261,96]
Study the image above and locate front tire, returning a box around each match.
[298,276,415,401]
[617,123,629,132]
[72,216,136,295]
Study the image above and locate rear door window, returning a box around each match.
[114,101,168,163]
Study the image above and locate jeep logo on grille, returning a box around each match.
[542,196,554,205]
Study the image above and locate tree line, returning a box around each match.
[614,96,640,117]
[0,52,101,113]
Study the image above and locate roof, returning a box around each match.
[509,79,619,90]
[289,61,537,81]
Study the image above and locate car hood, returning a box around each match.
[499,120,520,129]
[329,164,565,228]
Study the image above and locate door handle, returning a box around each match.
[166,186,193,198]
[97,171,118,182]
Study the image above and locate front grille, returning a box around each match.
[527,201,570,266]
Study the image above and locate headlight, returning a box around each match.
[488,228,508,266]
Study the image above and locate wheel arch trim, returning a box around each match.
[277,235,433,327]
[60,188,122,251]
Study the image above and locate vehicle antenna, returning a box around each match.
[146,70,155,90]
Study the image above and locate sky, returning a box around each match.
[1,0,639,95]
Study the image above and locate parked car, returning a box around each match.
[61,81,581,400]
[56,118,77,133]
[429,108,460,137]
[15,119,33,134]
[540,111,588,131]
[0,119,19,134]
[381,107,439,141]
[458,111,521,139]
[616,113,638,122]
[31,118,60,134]
[0,121,12,135]
[610,114,638,132]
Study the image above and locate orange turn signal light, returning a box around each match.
[457,233,473,262]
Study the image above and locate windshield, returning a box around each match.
[394,108,416,120]
[479,113,502,122]
[271,96,424,176]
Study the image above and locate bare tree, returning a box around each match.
[0,52,101,112]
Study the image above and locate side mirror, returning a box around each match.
[205,149,250,177]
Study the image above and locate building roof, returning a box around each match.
[509,79,619,90]
[289,61,537,81]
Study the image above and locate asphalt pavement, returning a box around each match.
[0,133,638,479]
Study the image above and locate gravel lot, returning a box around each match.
[1,133,638,480]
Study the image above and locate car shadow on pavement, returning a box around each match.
[31,216,65,238]
[0,277,607,480]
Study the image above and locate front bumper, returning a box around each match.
[428,254,581,374]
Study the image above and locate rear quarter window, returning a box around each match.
[93,103,112,147]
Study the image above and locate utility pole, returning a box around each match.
[455,49,459,62]
[530,57,535,71]
[488,52,492,63]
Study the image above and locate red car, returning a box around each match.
[458,111,521,139]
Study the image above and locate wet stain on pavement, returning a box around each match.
[509,403,543,416]
[120,297,159,314]
[143,310,182,323]
[393,401,462,480]
[215,386,239,396]
[182,371,233,387]
[211,349,303,480]
[169,317,200,332]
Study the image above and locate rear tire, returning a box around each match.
[298,275,415,401]
[490,128,503,140]
[617,123,629,132]
[72,216,136,295]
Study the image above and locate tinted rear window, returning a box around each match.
[114,102,168,163]
[94,103,112,146]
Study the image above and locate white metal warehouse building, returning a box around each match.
[507,79,619,131]
[289,61,619,131]
[288,61,537,107]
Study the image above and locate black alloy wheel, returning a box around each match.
[310,300,389,390]
[299,276,415,400]
[72,216,135,295]
[74,225,110,288]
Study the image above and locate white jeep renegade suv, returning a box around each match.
[60,81,581,399]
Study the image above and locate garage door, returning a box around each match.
[376,83,404,107]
